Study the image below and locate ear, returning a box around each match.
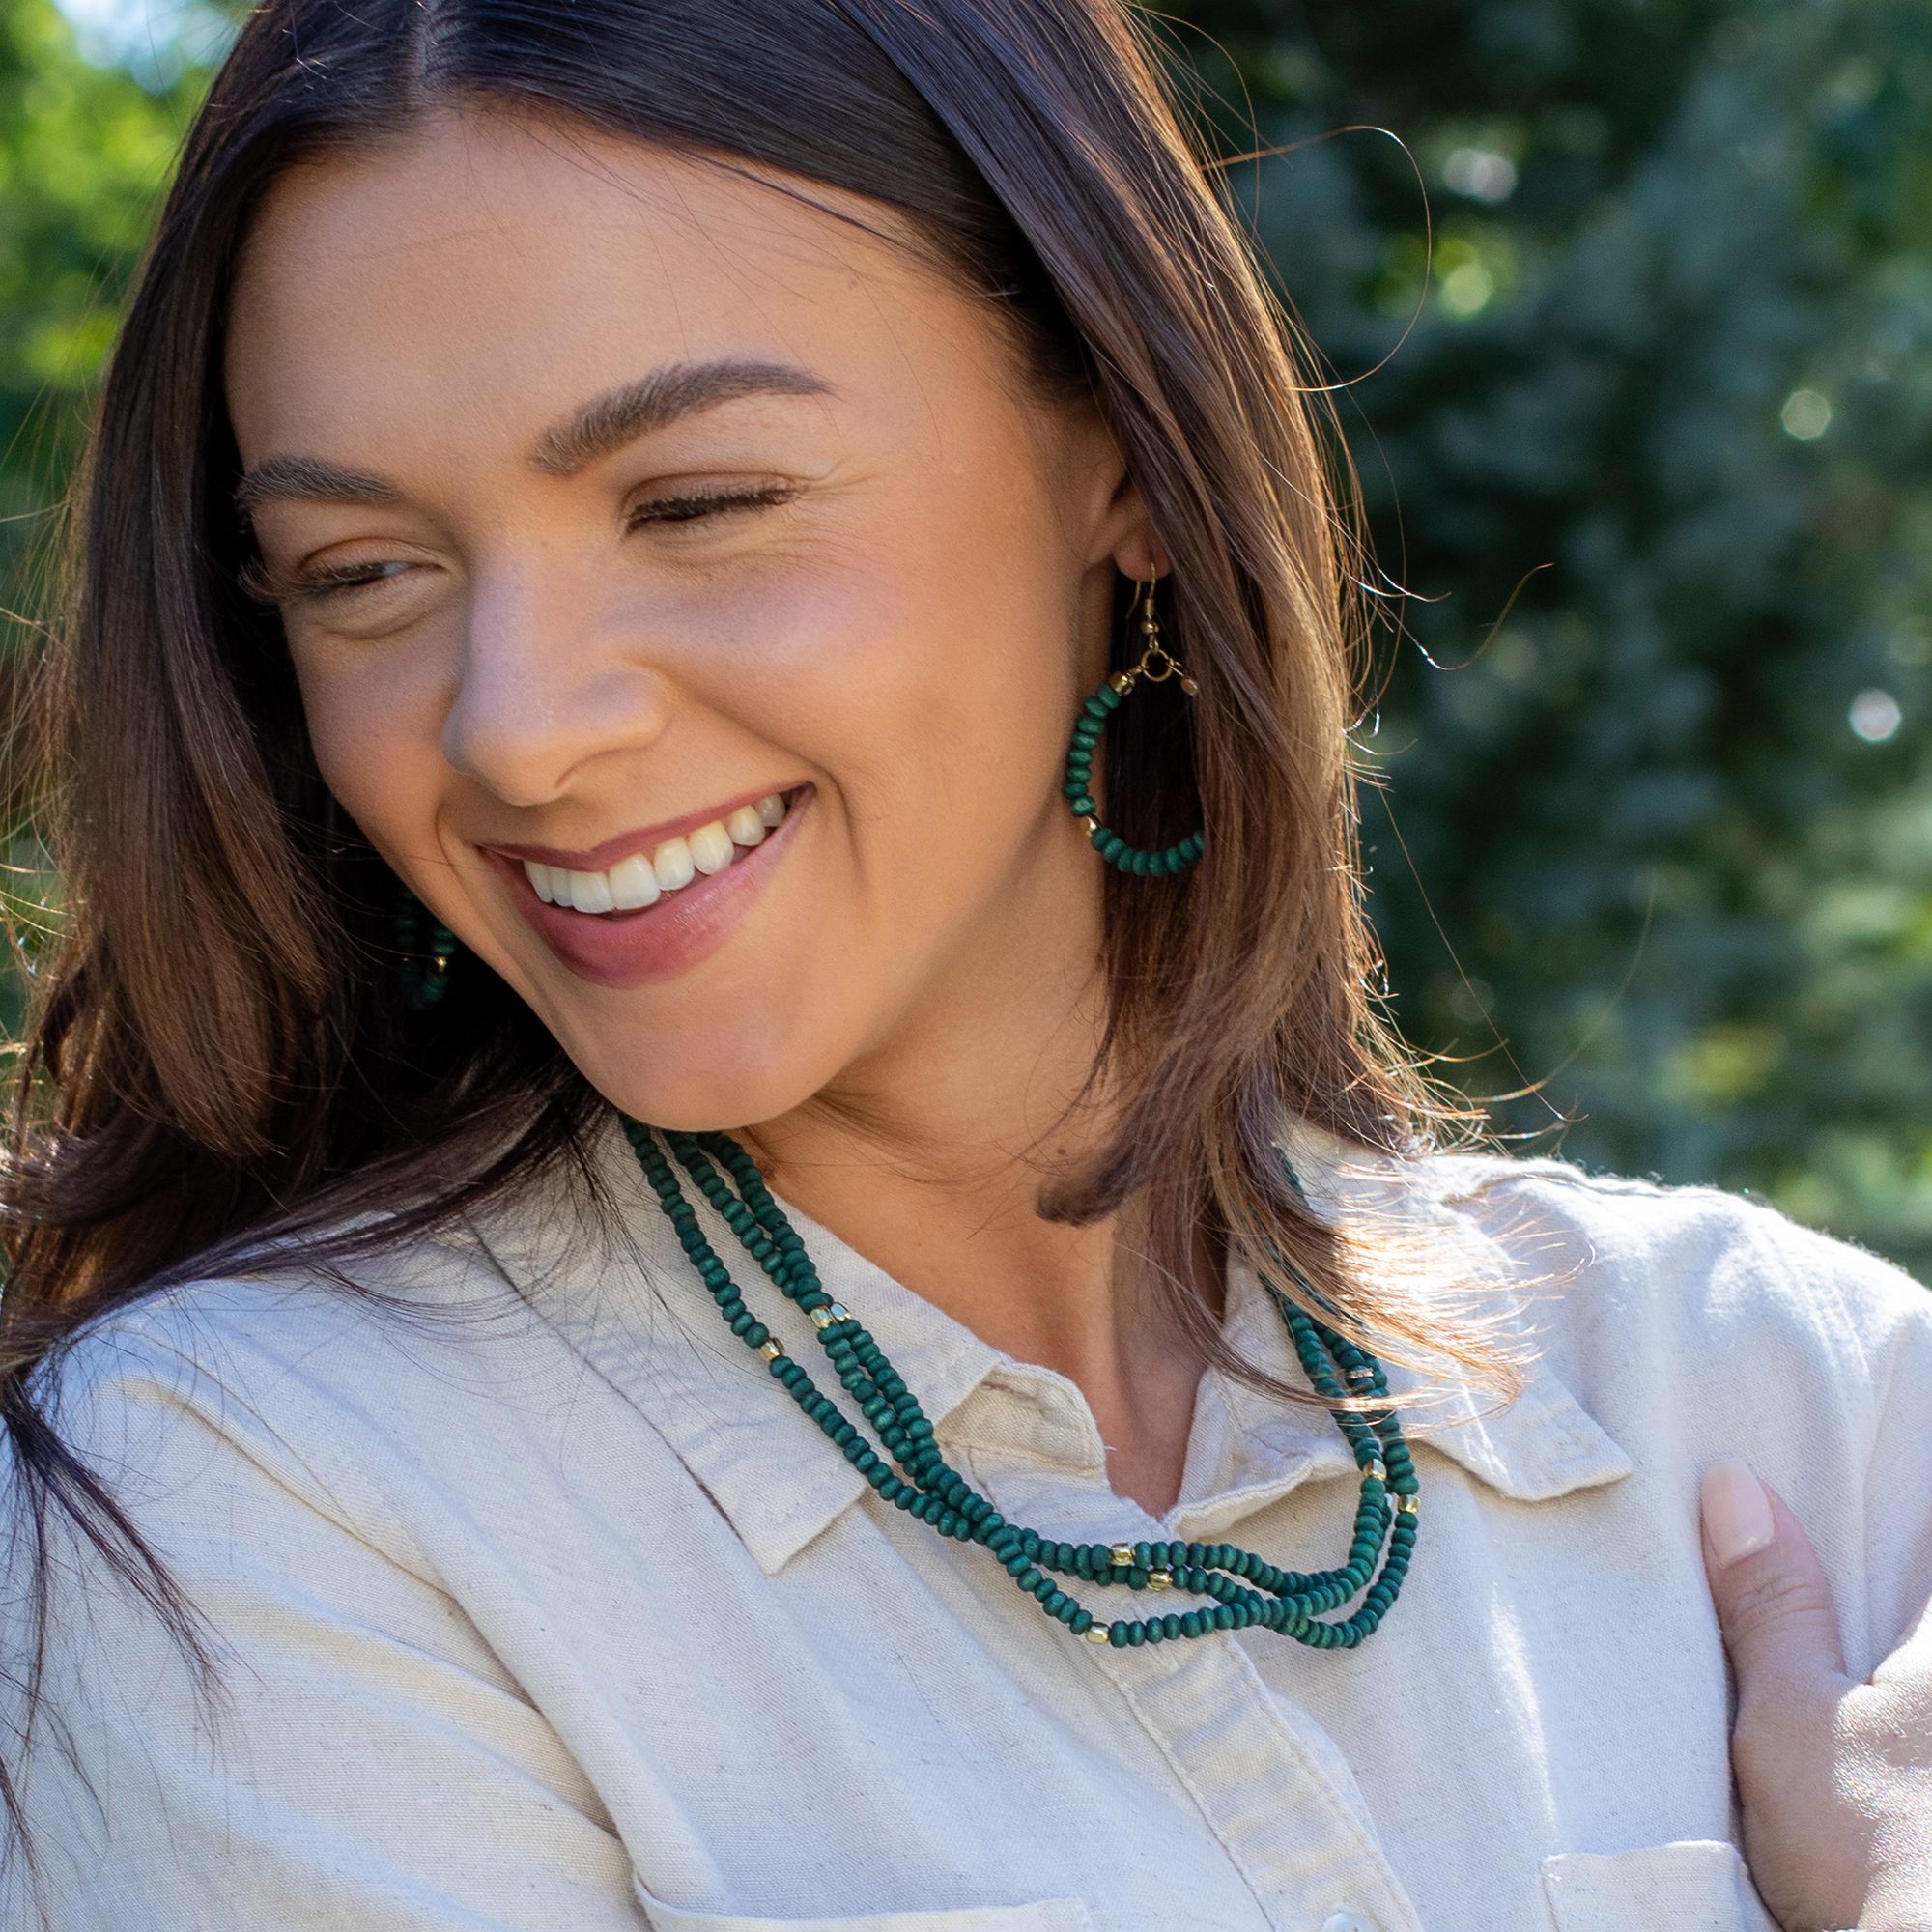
[1099,463,1169,583]
[1065,406,1169,581]
[1110,506,1170,585]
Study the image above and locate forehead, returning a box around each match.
[220,106,999,455]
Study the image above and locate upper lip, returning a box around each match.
[485,782,809,874]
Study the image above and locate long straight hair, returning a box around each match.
[0,0,1522,1885]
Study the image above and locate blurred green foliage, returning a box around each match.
[3,0,1930,1272]
[0,0,214,1030]
[1171,0,1932,1273]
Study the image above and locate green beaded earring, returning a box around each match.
[1063,574,1205,876]
[394,885,458,1012]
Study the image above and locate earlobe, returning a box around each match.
[1098,460,1168,582]
[1112,526,1170,583]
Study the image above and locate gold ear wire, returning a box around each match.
[1125,574,1196,694]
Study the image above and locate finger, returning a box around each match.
[1701,1457,1850,1699]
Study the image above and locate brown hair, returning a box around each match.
[0,0,1522,1889]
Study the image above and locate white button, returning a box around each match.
[1321,1912,1379,1932]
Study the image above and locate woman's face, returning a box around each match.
[223,108,1156,1130]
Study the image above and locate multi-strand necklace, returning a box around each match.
[622,1116,1418,1652]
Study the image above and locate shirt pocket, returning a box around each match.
[631,1873,1099,1932]
[1539,1838,1782,1932]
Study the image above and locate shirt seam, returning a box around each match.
[54,1297,456,1597]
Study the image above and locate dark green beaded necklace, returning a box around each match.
[622,1115,1419,1651]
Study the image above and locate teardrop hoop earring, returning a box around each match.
[1062,575,1206,876]
[395,885,458,1012]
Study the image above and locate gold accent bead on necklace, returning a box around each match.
[622,1118,1422,1662]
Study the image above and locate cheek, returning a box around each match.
[712,499,1070,854]
[288,639,445,856]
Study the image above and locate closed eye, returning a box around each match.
[628,481,799,527]
[237,482,801,608]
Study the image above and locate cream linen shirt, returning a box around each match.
[5,1112,1931,1932]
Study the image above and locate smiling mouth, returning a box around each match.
[514,785,808,916]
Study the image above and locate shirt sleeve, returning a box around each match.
[0,1301,645,1931]
[1745,1209,1932,1682]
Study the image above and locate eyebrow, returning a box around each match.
[230,355,835,525]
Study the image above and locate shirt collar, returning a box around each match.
[540,1110,1632,1577]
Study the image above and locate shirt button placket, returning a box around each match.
[1102,1633,1424,1932]
[955,1413,1422,1932]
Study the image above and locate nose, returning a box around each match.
[440,572,669,806]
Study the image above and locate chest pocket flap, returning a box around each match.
[632,1873,1098,1932]
[1540,1838,1781,1932]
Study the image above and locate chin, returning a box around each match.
[563,1037,830,1139]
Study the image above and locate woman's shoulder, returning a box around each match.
[40,1221,504,1392]
[1401,1146,1932,1676]
[0,1237,647,1929]
[11,1216,586,1572]
[1406,1149,1932,1529]
[1418,1144,1932,1370]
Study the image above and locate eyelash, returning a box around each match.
[240,482,799,607]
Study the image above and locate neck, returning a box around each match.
[729,955,1227,1519]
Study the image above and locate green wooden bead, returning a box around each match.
[626,1121,1418,1658]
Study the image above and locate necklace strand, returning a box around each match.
[622,1115,1419,1652]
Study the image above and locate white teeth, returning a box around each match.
[568,869,614,914]
[651,836,696,891]
[607,852,660,910]
[522,788,795,916]
[688,821,735,875]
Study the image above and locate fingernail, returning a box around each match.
[1702,1457,1775,1568]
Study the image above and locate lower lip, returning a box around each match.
[500,787,811,990]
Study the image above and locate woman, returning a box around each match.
[0,2,1925,1928]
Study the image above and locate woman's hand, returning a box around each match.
[1701,1457,1932,1932]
